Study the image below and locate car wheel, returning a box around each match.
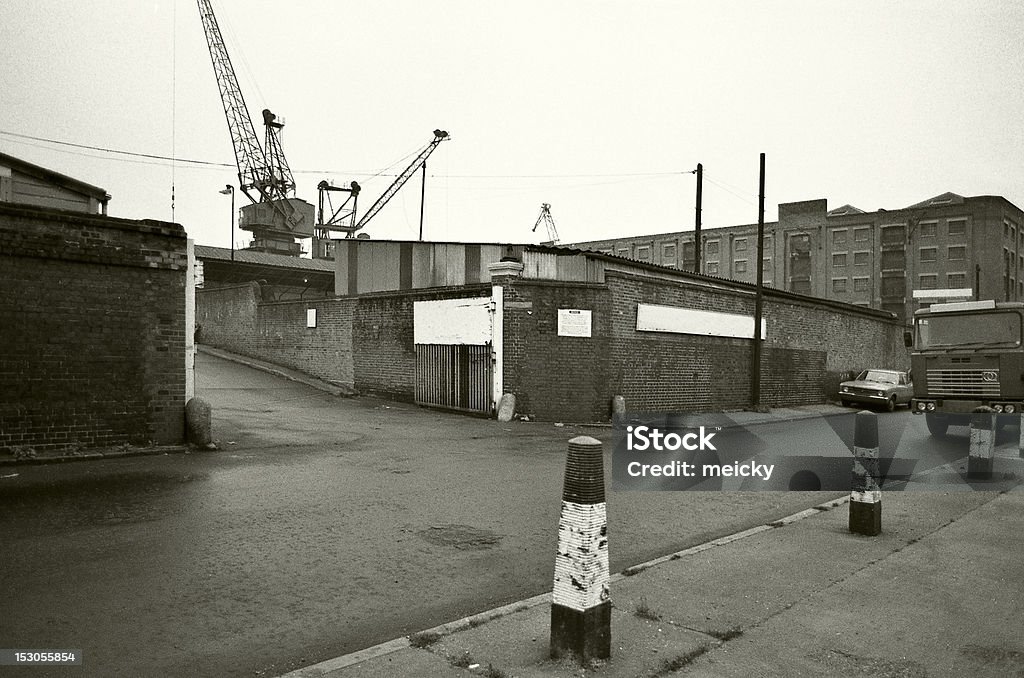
[886,396,896,412]
[841,399,850,408]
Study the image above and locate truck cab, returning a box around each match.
[907,300,1024,436]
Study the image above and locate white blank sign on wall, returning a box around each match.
[636,303,765,339]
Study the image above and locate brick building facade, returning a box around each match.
[0,203,188,452]
[572,193,1024,323]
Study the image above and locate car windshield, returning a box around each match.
[916,311,1021,349]
[858,370,898,384]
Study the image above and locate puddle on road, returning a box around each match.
[417,524,502,550]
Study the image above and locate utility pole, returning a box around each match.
[418,161,428,241]
[751,153,765,411]
[694,163,703,274]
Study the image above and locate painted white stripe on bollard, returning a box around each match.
[849,411,881,536]
[968,407,996,480]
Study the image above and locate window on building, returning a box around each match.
[617,248,629,258]
[734,260,748,273]
[881,225,906,245]
[947,272,966,288]
[948,219,966,236]
[832,278,847,293]
[705,240,720,256]
[682,241,695,269]
[881,249,906,270]
[791,279,811,294]
[734,238,748,251]
[948,245,966,260]
[833,230,848,245]
[854,251,869,266]
[854,227,870,242]
[919,247,937,262]
[853,277,869,292]
[706,262,719,274]
[833,253,848,267]
[636,245,651,261]
[764,235,772,249]
[919,274,938,289]
[918,222,937,237]
[663,243,676,260]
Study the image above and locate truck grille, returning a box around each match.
[926,369,1000,397]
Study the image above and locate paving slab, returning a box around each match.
[679,491,1024,678]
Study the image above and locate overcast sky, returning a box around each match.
[4,1,1023,250]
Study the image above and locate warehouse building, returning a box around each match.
[572,193,1024,323]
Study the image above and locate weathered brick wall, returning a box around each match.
[501,270,905,420]
[196,283,491,398]
[0,204,187,452]
[500,280,610,422]
[197,284,355,388]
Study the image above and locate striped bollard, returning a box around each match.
[968,407,996,480]
[1019,413,1024,460]
[849,411,881,536]
[551,436,611,662]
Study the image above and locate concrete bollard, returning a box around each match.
[610,395,626,426]
[185,396,217,450]
[968,407,996,480]
[1019,413,1024,460]
[551,436,610,662]
[849,411,881,536]
[496,393,516,422]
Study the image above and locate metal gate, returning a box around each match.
[413,297,494,414]
[415,344,492,413]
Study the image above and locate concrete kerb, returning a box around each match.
[0,444,191,467]
[276,493,850,678]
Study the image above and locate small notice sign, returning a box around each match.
[558,309,592,337]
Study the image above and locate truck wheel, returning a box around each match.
[886,396,897,412]
[925,413,949,437]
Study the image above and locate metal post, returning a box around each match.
[418,161,427,241]
[968,407,996,479]
[220,185,235,260]
[694,163,702,274]
[551,436,610,662]
[751,153,765,411]
[849,410,881,536]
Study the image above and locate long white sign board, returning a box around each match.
[636,303,766,339]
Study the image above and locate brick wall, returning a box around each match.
[500,270,905,420]
[196,283,491,399]
[0,203,187,452]
[500,280,610,422]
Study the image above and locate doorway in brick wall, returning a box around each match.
[412,297,494,415]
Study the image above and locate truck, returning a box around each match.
[906,299,1024,436]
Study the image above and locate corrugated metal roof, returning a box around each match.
[194,245,334,271]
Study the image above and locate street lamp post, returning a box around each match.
[219,185,235,261]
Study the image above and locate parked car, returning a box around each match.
[839,369,913,412]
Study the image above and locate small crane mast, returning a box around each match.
[532,203,560,245]
[197,0,315,255]
[315,130,450,245]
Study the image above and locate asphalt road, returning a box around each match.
[0,353,1004,677]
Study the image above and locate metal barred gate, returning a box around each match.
[414,344,493,413]
[413,297,494,415]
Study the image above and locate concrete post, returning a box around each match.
[849,411,881,536]
[968,407,996,480]
[1019,413,1024,460]
[551,436,610,662]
